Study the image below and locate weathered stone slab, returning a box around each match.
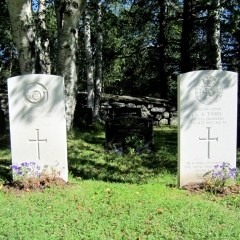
[178,70,238,187]
[111,102,125,108]
[159,119,168,125]
[8,74,68,181]
[108,108,141,118]
[151,107,166,113]
[105,117,153,150]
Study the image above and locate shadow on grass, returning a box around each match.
[0,125,178,184]
[0,159,11,182]
[68,126,178,184]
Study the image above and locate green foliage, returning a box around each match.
[124,134,145,154]
[0,2,20,90]
[112,134,152,155]
[2,0,240,99]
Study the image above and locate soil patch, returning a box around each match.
[182,182,240,196]
[1,177,71,194]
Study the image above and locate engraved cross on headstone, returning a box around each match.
[29,129,47,160]
[111,110,116,118]
[199,127,218,159]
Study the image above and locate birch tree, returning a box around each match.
[84,2,94,111]
[94,0,102,119]
[55,0,86,131]
[37,0,51,74]
[6,0,37,74]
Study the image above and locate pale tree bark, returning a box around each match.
[37,0,51,74]
[84,3,94,111]
[94,0,102,120]
[206,0,222,70]
[55,0,86,131]
[6,0,36,74]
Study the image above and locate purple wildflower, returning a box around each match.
[212,172,217,178]
[10,165,19,170]
[113,145,122,155]
[21,162,29,167]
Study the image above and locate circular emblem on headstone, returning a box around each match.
[195,74,222,105]
[24,83,48,108]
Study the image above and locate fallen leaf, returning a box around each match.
[145,220,151,224]
[157,208,163,214]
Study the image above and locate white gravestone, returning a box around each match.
[8,74,68,182]
[178,70,238,187]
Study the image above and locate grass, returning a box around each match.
[1,124,240,239]
[68,124,178,184]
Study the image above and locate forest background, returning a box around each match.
[0,0,239,130]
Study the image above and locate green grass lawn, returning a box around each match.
[1,125,240,239]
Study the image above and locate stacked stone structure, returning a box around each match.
[0,92,178,127]
[77,92,178,126]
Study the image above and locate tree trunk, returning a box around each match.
[6,0,36,74]
[94,0,102,119]
[55,0,86,131]
[84,3,94,111]
[37,0,51,74]
[158,0,168,99]
[206,0,222,70]
[180,0,194,73]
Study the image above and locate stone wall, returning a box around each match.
[0,92,178,126]
[0,94,8,117]
[77,92,178,126]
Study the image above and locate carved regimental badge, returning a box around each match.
[195,74,223,105]
[24,83,48,108]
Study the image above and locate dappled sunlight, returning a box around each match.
[67,126,178,183]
